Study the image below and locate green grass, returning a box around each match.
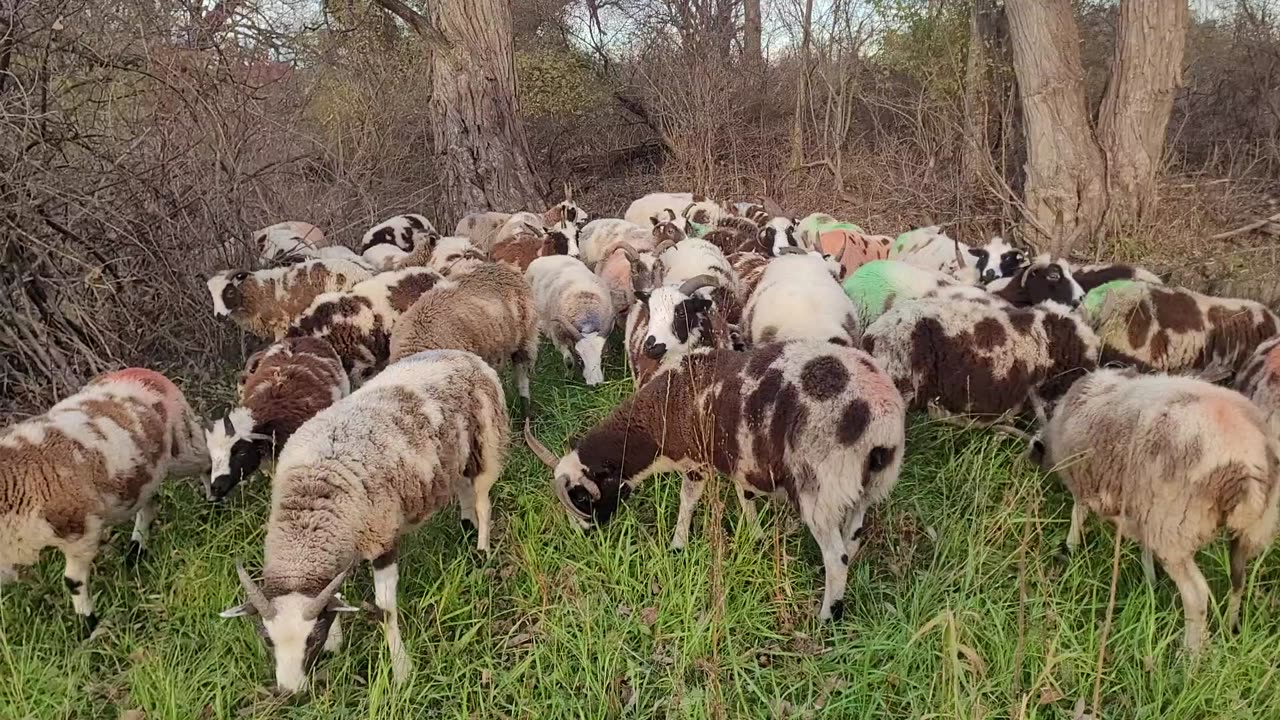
[4,339,1280,719]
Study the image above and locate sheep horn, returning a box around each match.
[302,567,350,620]
[235,562,276,620]
[952,236,967,269]
[833,237,849,265]
[652,239,677,257]
[601,240,640,262]
[563,182,573,202]
[761,195,786,217]
[777,246,807,256]
[678,274,719,297]
[524,418,560,470]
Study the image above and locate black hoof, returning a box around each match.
[125,540,145,567]
[828,600,845,622]
[82,613,99,638]
[460,518,476,535]
[840,553,849,566]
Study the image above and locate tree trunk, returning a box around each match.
[789,0,814,170]
[743,0,762,73]
[426,0,542,220]
[962,0,997,190]
[1005,0,1106,255]
[1096,0,1188,229]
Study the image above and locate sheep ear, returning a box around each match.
[219,602,258,619]
[329,592,360,613]
[650,216,659,228]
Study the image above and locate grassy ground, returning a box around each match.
[3,340,1280,720]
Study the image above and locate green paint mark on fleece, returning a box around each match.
[1082,279,1138,315]
[842,260,900,325]
[800,214,863,239]
[687,220,710,238]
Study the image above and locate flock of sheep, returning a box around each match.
[3,189,1280,697]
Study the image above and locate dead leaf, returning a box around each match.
[127,648,147,664]
[1038,686,1063,705]
[617,604,633,618]
[1143,654,1156,673]
[651,581,662,595]
[120,711,145,720]
[640,607,658,625]
[1072,698,1095,720]
[197,706,214,720]
[480,669,492,685]
[505,632,534,649]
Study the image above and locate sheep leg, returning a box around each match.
[670,471,708,551]
[1063,501,1088,555]
[733,483,761,540]
[1227,536,1250,634]
[125,500,156,566]
[325,615,344,653]
[842,504,869,559]
[372,551,411,684]
[470,440,503,553]
[1161,555,1211,654]
[62,541,100,638]
[453,475,478,534]
[1141,548,1156,586]
[804,510,850,622]
[512,348,533,419]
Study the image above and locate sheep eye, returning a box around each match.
[1047,272,1061,282]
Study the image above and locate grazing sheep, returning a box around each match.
[988,255,1085,308]
[359,214,437,254]
[454,211,511,251]
[388,262,539,412]
[626,274,741,388]
[286,267,443,385]
[1,369,208,634]
[1083,281,1280,378]
[252,222,329,265]
[625,192,696,226]
[1040,369,1280,652]
[744,251,859,346]
[491,220,580,271]
[1073,262,1162,293]
[1237,337,1280,434]
[525,342,907,620]
[526,256,615,386]
[206,258,374,341]
[863,297,1099,420]
[206,338,349,501]
[220,350,509,693]
[578,219,655,269]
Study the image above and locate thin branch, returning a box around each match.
[368,0,452,52]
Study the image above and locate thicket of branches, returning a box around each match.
[2,0,1279,420]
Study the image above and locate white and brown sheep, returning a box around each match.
[206,258,374,341]
[359,214,437,254]
[1040,369,1280,652]
[220,350,509,693]
[1,369,208,634]
[1238,337,1280,436]
[526,255,615,386]
[490,219,580,270]
[453,211,511,252]
[205,338,349,501]
[1072,262,1162,293]
[525,342,907,620]
[252,221,330,266]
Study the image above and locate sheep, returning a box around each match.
[490,219,581,271]
[636,238,742,350]
[1039,368,1280,652]
[578,218,654,269]
[1082,281,1279,379]
[543,189,589,228]
[988,255,1085,309]
[1,369,208,635]
[595,241,660,321]
[252,222,329,265]
[524,342,907,620]
[206,258,375,341]
[363,243,409,271]
[728,251,768,304]
[359,214,437,254]
[797,212,861,249]
[816,228,893,278]
[862,297,1099,422]
[1072,262,1162,293]
[395,235,485,274]
[388,262,539,412]
[889,226,976,281]
[526,256,615,386]
[1237,337,1280,435]
[842,259,987,329]
[702,216,799,257]
[205,338,350,501]
[286,267,444,385]
[967,236,1029,284]
[625,192,695,226]
[625,273,742,388]
[454,211,511,251]
[743,251,859,346]
[219,350,509,693]
[681,199,730,230]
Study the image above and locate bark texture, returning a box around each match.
[743,0,763,73]
[1097,0,1189,227]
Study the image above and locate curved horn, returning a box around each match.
[236,562,276,620]
[524,418,559,470]
[833,237,849,265]
[302,567,349,620]
[652,238,677,257]
[777,246,808,256]
[952,236,967,269]
[678,274,719,297]
[563,182,573,202]
[600,240,640,262]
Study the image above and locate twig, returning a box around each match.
[1091,509,1126,718]
[1207,211,1280,241]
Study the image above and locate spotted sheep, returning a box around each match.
[744,251,859,347]
[220,350,510,694]
[490,219,581,271]
[452,211,511,252]
[0,369,208,635]
[206,258,375,341]
[890,226,1028,284]
[578,218,656,269]
[703,216,799,257]
[389,261,539,411]
[1082,281,1280,379]
[524,342,906,621]
[862,297,1100,422]
[1072,262,1162,293]
[542,186,589,229]
[727,251,768,304]
[987,255,1086,309]
[1038,369,1280,652]
[842,260,973,329]
[1237,337,1280,436]
[394,235,485,275]
[205,338,349,501]
[250,221,331,266]
[680,198,730,231]
[577,218,661,316]
[358,214,437,254]
[286,267,443,386]
[526,255,615,386]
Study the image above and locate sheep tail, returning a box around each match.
[1226,439,1280,555]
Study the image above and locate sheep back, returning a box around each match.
[240,337,350,439]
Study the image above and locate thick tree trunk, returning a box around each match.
[1005,0,1106,255]
[962,0,999,190]
[1097,0,1188,228]
[743,0,762,73]
[426,0,542,219]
